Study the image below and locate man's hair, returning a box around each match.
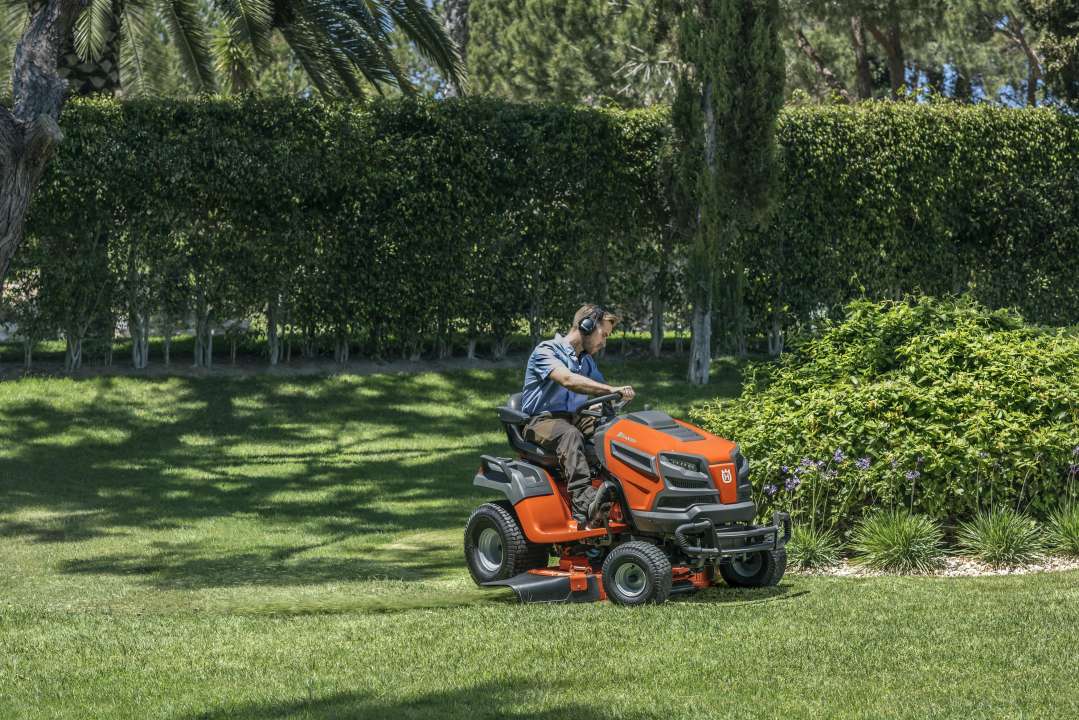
[572,304,620,331]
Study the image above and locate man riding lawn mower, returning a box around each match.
[464,304,791,605]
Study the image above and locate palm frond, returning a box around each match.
[219,0,274,59]
[73,0,117,63]
[277,18,341,96]
[159,0,216,92]
[384,0,464,91]
[331,0,412,92]
[211,15,257,93]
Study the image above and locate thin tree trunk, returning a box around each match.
[467,337,477,360]
[266,295,281,366]
[650,292,664,359]
[163,329,172,366]
[65,334,82,372]
[335,332,350,364]
[528,294,542,350]
[193,286,212,368]
[130,309,149,369]
[795,28,852,102]
[23,337,32,370]
[850,16,873,100]
[492,335,510,361]
[230,336,237,365]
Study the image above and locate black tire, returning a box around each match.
[601,541,672,606]
[719,548,787,588]
[464,502,549,585]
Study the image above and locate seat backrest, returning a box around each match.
[508,393,523,412]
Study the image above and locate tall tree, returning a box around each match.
[673,0,784,384]
[1021,0,1079,107]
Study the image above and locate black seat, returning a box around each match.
[498,393,560,469]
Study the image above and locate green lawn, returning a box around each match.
[1,358,1077,719]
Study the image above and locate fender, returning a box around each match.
[473,455,554,504]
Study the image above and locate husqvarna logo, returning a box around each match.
[720,468,733,484]
[616,432,637,443]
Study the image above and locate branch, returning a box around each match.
[12,0,82,126]
[863,21,890,54]
[795,28,852,103]
[999,17,1041,79]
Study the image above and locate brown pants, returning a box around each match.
[523,413,598,517]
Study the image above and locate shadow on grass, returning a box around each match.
[673,584,809,606]
[184,679,662,720]
[0,359,744,591]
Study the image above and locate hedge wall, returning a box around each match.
[3,97,1077,369]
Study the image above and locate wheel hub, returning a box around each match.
[612,561,648,599]
[476,527,504,573]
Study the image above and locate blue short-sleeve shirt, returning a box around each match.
[521,333,605,415]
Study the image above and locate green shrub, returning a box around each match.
[956,508,1045,567]
[786,525,842,570]
[850,510,947,574]
[692,296,1079,528]
[1047,503,1079,557]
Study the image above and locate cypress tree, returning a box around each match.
[673,0,784,384]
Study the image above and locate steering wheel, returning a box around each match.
[577,391,629,419]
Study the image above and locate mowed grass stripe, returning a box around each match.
[1,359,1076,719]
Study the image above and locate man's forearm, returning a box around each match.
[563,373,615,396]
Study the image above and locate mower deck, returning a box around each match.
[484,556,712,604]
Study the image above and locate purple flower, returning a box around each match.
[814,460,826,470]
[833,448,846,464]
[916,455,925,467]
[1072,445,1079,458]
[1070,464,1079,475]
[799,457,813,469]
[780,465,791,476]
[764,484,778,497]
[979,451,988,459]
[785,476,801,491]
[891,459,898,469]
[905,470,921,481]
[856,457,871,470]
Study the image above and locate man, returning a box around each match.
[520,304,636,526]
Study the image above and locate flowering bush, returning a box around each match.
[692,296,1079,529]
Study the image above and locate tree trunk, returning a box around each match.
[0,0,82,291]
[334,333,350,364]
[865,20,905,98]
[23,337,32,370]
[492,335,510,361]
[64,334,82,372]
[650,292,664,358]
[687,288,712,385]
[163,330,172,367]
[442,0,470,96]
[56,0,122,96]
[266,295,281,366]
[795,28,852,102]
[193,286,213,368]
[767,313,784,356]
[467,337,477,360]
[528,294,542,350]
[850,16,873,100]
[129,309,149,369]
[230,336,237,365]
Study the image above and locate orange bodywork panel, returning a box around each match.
[603,417,737,512]
[514,483,629,543]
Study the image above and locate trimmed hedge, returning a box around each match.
[3,97,1077,368]
[690,296,1079,527]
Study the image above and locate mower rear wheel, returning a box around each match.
[601,541,672,605]
[464,502,549,585]
[719,548,787,588]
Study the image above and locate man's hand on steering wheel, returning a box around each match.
[577,386,636,418]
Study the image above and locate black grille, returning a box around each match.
[656,494,717,510]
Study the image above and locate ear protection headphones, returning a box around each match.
[578,305,606,336]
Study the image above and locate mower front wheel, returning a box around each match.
[601,541,672,605]
[719,548,787,588]
[464,502,549,585]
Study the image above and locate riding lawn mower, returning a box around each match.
[464,391,791,605]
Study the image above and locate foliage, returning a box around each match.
[850,509,947,574]
[692,296,1079,527]
[5,99,1078,367]
[956,507,1046,566]
[786,524,842,569]
[1022,0,1079,107]
[1048,501,1079,557]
